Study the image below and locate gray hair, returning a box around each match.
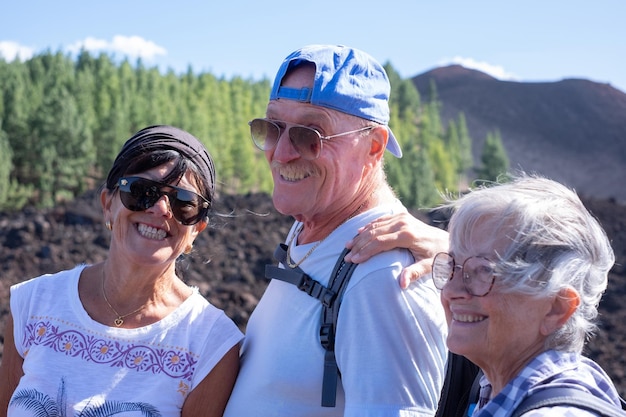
[444,174,614,353]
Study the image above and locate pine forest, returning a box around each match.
[0,50,508,212]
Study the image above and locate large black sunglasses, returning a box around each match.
[117,176,210,225]
[249,118,374,160]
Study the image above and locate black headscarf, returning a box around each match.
[105,125,215,197]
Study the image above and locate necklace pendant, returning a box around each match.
[114,317,124,327]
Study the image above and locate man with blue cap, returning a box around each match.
[223,44,447,416]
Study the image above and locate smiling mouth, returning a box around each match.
[452,313,487,323]
[137,223,167,240]
[278,165,312,182]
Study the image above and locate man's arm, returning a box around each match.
[336,259,448,416]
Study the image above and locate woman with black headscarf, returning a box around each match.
[0,126,243,417]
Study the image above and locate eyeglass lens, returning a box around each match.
[432,252,496,296]
[117,177,209,225]
[249,119,322,160]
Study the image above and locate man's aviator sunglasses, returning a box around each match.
[249,118,374,160]
[117,177,210,225]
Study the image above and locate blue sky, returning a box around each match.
[2,0,625,93]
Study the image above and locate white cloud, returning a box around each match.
[0,41,35,61]
[67,35,167,61]
[439,56,519,81]
[75,37,110,52]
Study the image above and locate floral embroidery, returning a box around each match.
[22,320,197,381]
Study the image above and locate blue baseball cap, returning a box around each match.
[269,44,402,158]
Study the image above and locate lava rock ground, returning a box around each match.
[1,191,625,396]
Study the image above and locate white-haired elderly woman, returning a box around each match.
[430,174,622,416]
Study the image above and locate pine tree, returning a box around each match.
[475,130,509,184]
[0,52,471,210]
[91,52,127,175]
[2,59,33,185]
[30,84,96,206]
[408,145,440,209]
[456,113,473,173]
[0,121,13,205]
[0,121,32,210]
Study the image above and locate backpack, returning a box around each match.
[511,387,626,417]
[434,352,481,417]
[265,243,357,407]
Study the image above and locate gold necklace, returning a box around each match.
[286,201,368,269]
[101,268,151,327]
[286,223,324,268]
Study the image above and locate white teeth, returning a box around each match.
[137,223,167,240]
[279,165,310,181]
[453,314,487,323]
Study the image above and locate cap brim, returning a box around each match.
[387,128,402,158]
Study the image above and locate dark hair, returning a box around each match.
[104,125,216,209]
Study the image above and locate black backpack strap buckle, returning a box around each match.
[267,243,337,305]
[319,322,334,350]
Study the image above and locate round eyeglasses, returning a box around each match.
[249,118,374,160]
[117,176,210,226]
[432,252,498,297]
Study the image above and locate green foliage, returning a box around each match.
[29,85,96,207]
[0,122,13,204]
[445,113,473,177]
[0,120,33,210]
[401,141,440,209]
[475,130,510,184]
[384,64,442,208]
[0,52,508,212]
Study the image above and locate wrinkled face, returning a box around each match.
[440,218,553,371]
[264,64,373,222]
[102,161,206,269]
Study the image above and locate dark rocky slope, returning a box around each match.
[413,65,626,203]
[1,191,625,397]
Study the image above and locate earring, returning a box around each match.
[184,244,193,255]
[105,220,112,230]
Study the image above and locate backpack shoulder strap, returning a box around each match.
[511,387,626,417]
[265,243,357,407]
[320,249,357,407]
[266,243,338,305]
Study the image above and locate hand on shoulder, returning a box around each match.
[344,212,449,289]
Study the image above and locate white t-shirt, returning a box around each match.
[8,265,243,417]
[224,203,448,417]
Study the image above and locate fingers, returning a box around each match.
[346,213,418,264]
[345,233,395,263]
[344,212,449,291]
[399,260,432,289]
[399,269,416,290]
